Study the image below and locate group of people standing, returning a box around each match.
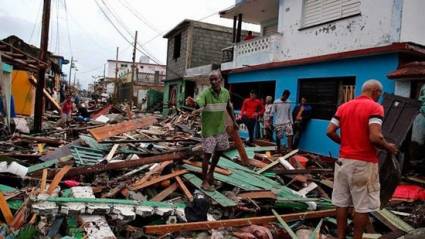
[239,89,312,151]
[187,70,400,238]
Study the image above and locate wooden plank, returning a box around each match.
[175,175,193,201]
[272,209,299,239]
[104,144,119,162]
[129,170,189,191]
[238,191,277,200]
[88,116,157,141]
[0,192,14,225]
[151,183,178,202]
[144,209,336,235]
[40,169,48,192]
[183,174,237,207]
[226,126,249,164]
[29,76,61,112]
[47,165,71,195]
[63,151,186,177]
[257,149,299,173]
[129,161,172,189]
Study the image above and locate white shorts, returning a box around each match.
[331,158,380,213]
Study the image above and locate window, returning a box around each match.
[120,64,128,67]
[302,0,361,28]
[173,33,181,59]
[299,77,355,119]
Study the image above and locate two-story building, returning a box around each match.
[162,19,254,115]
[106,59,166,107]
[220,0,425,156]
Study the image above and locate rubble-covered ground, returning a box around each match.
[0,103,424,239]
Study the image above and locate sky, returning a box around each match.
[0,0,259,89]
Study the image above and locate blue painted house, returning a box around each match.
[219,0,425,156]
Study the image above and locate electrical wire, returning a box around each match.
[55,0,60,54]
[28,0,43,43]
[117,0,162,34]
[63,0,74,56]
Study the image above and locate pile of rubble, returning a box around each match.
[0,105,424,239]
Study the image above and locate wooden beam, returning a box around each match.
[40,169,48,192]
[88,116,157,141]
[29,75,61,112]
[272,209,299,239]
[226,126,249,165]
[62,151,186,177]
[104,144,119,162]
[151,183,178,202]
[47,165,71,195]
[129,170,188,191]
[129,161,172,189]
[0,192,14,225]
[144,209,337,235]
[238,191,277,200]
[257,149,299,173]
[175,175,193,201]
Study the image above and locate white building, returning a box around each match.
[219,0,425,157]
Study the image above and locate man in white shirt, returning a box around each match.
[273,90,293,151]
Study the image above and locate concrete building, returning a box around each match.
[162,19,251,115]
[219,0,425,157]
[106,59,166,108]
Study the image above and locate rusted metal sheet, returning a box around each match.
[90,104,112,119]
[88,116,157,141]
[62,151,187,178]
[143,209,336,235]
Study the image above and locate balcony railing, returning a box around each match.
[221,33,283,70]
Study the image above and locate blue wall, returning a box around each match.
[228,54,399,156]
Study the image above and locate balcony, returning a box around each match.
[222,33,283,70]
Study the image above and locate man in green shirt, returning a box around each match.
[186,70,237,191]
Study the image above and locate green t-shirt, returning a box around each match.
[196,87,230,137]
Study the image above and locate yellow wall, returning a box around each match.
[12,70,35,116]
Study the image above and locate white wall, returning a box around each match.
[276,0,401,60]
[106,61,166,79]
[400,0,425,45]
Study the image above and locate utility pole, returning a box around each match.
[68,56,73,86]
[33,0,51,132]
[73,70,77,87]
[130,31,138,105]
[113,47,119,99]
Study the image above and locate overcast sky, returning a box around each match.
[0,0,259,88]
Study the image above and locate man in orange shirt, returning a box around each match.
[240,90,264,146]
[327,79,398,239]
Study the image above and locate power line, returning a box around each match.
[28,0,43,43]
[117,0,162,34]
[55,0,60,54]
[63,0,74,56]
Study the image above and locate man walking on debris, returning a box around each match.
[327,79,398,239]
[273,89,293,151]
[186,70,238,191]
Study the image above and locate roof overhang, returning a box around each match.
[219,0,279,24]
[388,61,425,80]
[223,42,425,75]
